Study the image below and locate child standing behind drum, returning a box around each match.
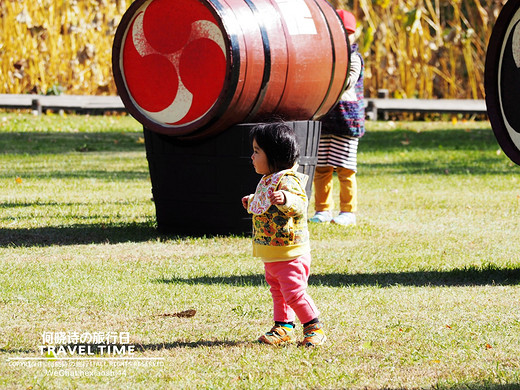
[310,10,365,226]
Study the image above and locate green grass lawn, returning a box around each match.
[0,113,519,389]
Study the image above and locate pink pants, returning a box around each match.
[263,253,320,324]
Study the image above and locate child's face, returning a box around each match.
[251,139,271,175]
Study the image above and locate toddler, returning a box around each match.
[242,122,326,347]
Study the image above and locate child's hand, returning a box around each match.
[241,195,251,209]
[269,191,286,205]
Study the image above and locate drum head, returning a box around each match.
[113,0,228,135]
[485,0,520,165]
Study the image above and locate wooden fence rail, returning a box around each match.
[0,94,125,115]
[0,94,487,120]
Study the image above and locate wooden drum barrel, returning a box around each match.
[112,0,349,140]
[485,0,520,165]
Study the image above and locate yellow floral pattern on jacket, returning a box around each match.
[248,171,309,258]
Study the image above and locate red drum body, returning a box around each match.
[112,0,349,139]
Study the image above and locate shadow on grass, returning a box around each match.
[2,341,252,357]
[156,264,520,287]
[0,131,144,155]
[311,265,520,287]
[40,341,247,354]
[0,223,160,246]
[363,128,497,153]
[0,170,149,181]
[361,129,520,176]
[134,341,248,350]
[433,384,520,390]
[362,157,515,176]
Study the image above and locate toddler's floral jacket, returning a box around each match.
[246,168,310,262]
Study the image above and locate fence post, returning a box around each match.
[31,99,42,116]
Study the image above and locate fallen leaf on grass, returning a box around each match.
[15,177,22,184]
[158,309,196,318]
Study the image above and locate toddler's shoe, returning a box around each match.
[332,212,356,226]
[258,324,295,346]
[309,211,333,223]
[301,322,327,347]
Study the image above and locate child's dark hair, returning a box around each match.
[250,122,300,173]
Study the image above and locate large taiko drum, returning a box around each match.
[485,0,520,165]
[112,0,349,139]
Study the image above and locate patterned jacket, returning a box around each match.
[246,170,310,262]
[321,43,365,138]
